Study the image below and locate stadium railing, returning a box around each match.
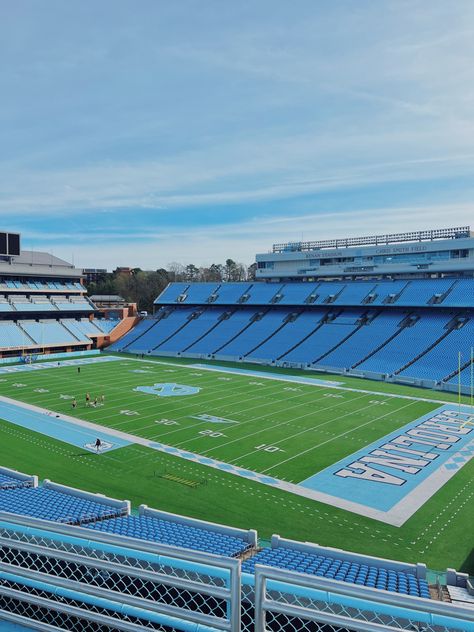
[253,565,474,632]
[0,511,241,632]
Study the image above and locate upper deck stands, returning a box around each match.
[155,278,474,309]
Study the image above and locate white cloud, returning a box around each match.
[40,202,474,269]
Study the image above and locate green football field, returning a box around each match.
[0,353,472,575]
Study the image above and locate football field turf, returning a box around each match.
[0,353,472,575]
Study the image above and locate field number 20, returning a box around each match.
[255,444,284,453]
[199,430,225,438]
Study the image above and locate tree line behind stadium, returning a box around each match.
[86,259,256,312]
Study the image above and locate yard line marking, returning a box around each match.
[260,399,419,473]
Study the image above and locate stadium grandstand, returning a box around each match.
[0,465,472,631]
[110,227,474,395]
[0,227,473,631]
[0,231,132,361]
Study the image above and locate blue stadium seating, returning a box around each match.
[396,279,454,306]
[86,515,250,557]
[333,282,378,305]
[447,360,474,387]
[211,283,253,305]
[0,297,14,311]
[121,308,197,353]
[0,322,31,348]
[357,313,452,375]
[184,283,219,303]
[156,308,226,353]
[281,312,362,364]
[247,309,326,361]
[442,278,474,306]
[154,282,189,304]
[155,279,473,308]
[61,318,100,341]
[0,473,28,490]
[93,318,120,333]
[312,282,347,304]
[244,283,285,305]
[126,279,474,388]
[218,310,294,357]
[109,317,158,351]
[277,283,320,305]
[19,320,80,346]
[185,308,255,354]
[320,312,402,368]
[399,315,474,382]
[0,487,124,524]
[241,547,431,598]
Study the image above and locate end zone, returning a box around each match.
[298,404,474,525]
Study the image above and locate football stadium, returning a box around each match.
[0,227,472,631]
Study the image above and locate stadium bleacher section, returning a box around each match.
[0,480,128,525]
[108,279,474,394]
[241,545,431,598]
[1,467,473,630]
[86,514,251,557]
[0,467,437,595]
[154,278,474,308]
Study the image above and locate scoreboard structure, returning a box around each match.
[0,232,21,257]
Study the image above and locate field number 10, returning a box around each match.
[255,444,284,453]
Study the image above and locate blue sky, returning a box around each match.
[1,1,474,269]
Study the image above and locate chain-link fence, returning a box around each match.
[1,513,473,632]
[0,512,240,631]
[253,565,474,632]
